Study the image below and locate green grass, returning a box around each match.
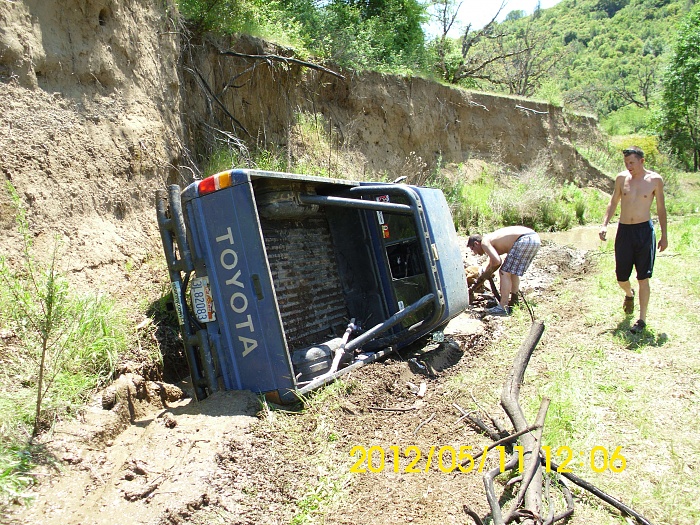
[446,203,699,524]
[526,215,698,524]
[430,161,609,234]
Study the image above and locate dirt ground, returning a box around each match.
[5,242,591,525]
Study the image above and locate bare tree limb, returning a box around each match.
[413,412,435,435]
[551,461,656,525]
[454,403,501,441]
[500,320,546,522]
[463,505,485,525]
[500,321,545,431]
[504,398,550,523]
[468,425,539,465]
[543,474,574,525]
[183,66,249,136]
[516,105,549,115]
[218,50,345,80]
[483,456,519,525]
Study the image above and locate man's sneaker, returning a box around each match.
[630,319,646,334]
[623,292,635,315]
[485,304,510,316]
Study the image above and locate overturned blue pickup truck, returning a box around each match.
[156,170,468,403]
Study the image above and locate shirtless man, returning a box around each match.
[467,225,541,315]
[599,146,668,333]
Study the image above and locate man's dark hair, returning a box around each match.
[467,234,482,248]
[622,146,644,159]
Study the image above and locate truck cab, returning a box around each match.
[156,169,468,403]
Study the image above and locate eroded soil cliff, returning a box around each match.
[1,0,609,295]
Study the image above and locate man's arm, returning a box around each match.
[655,176,668,252]
[600,175,623,240]
[480,238,503,275]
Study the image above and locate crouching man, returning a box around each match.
[467,226,541,316]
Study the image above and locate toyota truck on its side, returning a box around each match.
[156,169,469,404]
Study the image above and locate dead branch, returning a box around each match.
[368,405,416,412]
[413,412,435,435]
[469,100,490,111]
[501,321,545,431]
[218,50,345,80]
[543,474,574,525]
[550,461,656,525]
[183,66,249,136]
[468,318,653,525]
[500,321,546,521]
[483,455,519,525]
[463,505,485,525]
[454,403,501,441]
[469,391,508,436]
[468,425,539,465]
[515,104,549,115]
[504,398,550,523]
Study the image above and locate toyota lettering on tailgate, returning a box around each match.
[215,226,258,357]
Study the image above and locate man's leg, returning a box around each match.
[638,278,650,322]
[618,280,634,297]
[499,270,513,308]
[509,275,520,306]
[618,279,635,315]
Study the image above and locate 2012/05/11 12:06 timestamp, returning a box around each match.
[542,445,627,473]
[349,445,627,474]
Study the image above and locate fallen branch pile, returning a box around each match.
[462,320,656,525]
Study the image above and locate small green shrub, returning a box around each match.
[0,183,131,507]
[614,135,662,169]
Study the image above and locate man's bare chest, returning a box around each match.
[622,177,655,202]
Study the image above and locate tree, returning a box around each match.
[445,1,534,85]
[659,4,700,171]
[596,0,629,17]
[491,17,561,97]
[608,57,660,109]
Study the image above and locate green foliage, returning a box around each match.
[533,78,564,106]
[427,160,608,234]
[0,433,38,508]
[659,3,700,170]
[176,0,429,72]
[664,170,700,215]
[601,105,655,135]
[616,134,663,168]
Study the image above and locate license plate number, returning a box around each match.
[191,276,216,323]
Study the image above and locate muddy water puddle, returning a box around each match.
[540,224,616,251]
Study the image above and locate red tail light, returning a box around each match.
[198,171,233,196]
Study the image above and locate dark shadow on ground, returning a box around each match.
[613,318,669,351]
[144,293,189,384]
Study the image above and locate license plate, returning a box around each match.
[191,276,216,323]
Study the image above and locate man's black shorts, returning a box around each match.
[614,220,656,282]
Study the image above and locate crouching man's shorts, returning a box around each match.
[501,232,541,276]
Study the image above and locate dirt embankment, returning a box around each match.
[0,0,183,292]
[1,0,609,294]
[184,35,611,190]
